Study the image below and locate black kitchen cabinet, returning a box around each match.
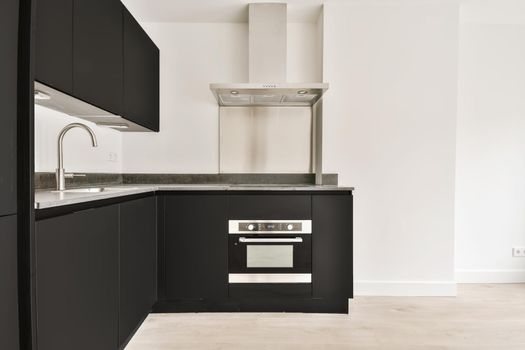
[35,205,119,350]
[228,194,311,220]
[34,0,160,131]
[0,215,19,350]
[35,0,73,94]
[119,196,157,347]
[73,0,123,115]
[164,194,228,299]
[0,0,19,216]
[123,6,160,131]
[312,194,353,299]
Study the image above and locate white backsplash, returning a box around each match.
[34,104,123,173]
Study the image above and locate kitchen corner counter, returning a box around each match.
[35,184,354,210]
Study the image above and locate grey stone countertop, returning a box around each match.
[34,184,354,210]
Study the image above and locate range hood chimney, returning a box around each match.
[249,2,287,83]
[210,3,328,107]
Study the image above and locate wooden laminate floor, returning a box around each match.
[126,284,525,350]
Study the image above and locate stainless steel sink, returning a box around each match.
[53,187,107,193]
[229,184,306,187]
[52,186,141,194]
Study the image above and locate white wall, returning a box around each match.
[455,0,525,283]
[34,105,122,173]
[322,0,459,295]
[288,23,321,82]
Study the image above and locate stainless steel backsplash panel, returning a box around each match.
[219,107,312,173]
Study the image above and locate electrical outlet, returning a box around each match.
[108,152,118,163]
[512,247,525,257]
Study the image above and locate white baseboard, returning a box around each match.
[456,269,525,283]
[354,280,457,296]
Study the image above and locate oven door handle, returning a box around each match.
[238,237,303,243]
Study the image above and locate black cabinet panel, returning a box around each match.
[123,6,159,131]
[165,195,228,299]
[0,0,18,216]
[156,196,166,299]
[36,205,119,350]
[312,194,353,298]
[0,215,19,350]
[35,0,73,93]
[73,0,123,115]
[119,196,157,347]
[228,195,311,220]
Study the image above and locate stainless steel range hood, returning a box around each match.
[210,3,328,107]
[210,83,328,107]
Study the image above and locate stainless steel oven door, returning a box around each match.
[228,234,312,283]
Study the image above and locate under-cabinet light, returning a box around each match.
[97,122,130,129]
[34,90,51,100]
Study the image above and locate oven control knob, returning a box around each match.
[287,224,294,231]
[248,224,255,231]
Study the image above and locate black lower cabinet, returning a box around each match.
[0,215,19,350]
[36,205,119,350]
[228,194,311,220]
[312,194,353,311]
[164,194,228,300]
[156,192,353,314]
[119,196,157,348]
[33,190,353,347]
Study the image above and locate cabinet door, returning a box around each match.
[36,205,118,350]
[0,215,19,350]
[73,0,123,115]
[119,196,157,346]
[312,194,353,298]
[0,0,18,216]
[35,0,73,93]
[165,194,228,299]
[228,194,311,220]
[123,6,159,131]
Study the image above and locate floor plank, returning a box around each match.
[126,284,525,349]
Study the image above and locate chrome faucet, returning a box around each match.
[56,123,98,191]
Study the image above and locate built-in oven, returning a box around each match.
[228,220,312,286]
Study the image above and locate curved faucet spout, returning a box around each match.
[56,123,98,190]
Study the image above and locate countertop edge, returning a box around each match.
[35,185,355,210]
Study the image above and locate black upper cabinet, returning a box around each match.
[36,205,119,350]
[312,194,353,299]
[34,0,160,131]
[119,196,157,347]
[35,0,73,94]
[0,215,19,350]
[123,6,160,131]
[0,0,18,216]
[164,194,229,299]
[73,0,123,115]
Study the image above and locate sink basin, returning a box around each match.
[54,187,108,193]
[52,186,142,194]
[229,184,306,187]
